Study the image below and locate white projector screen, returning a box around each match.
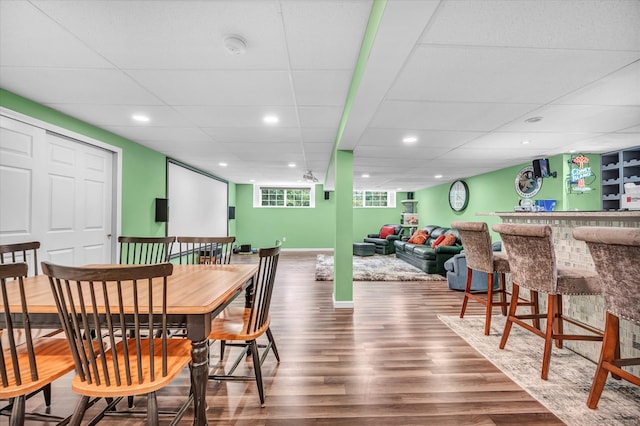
[167,161,228,239]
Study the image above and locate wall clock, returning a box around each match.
[449,180,469,212]
[515,166,542,198]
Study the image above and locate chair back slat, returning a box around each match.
[118,236,175,265]
[0,241,40,275]
[42,261,173,389]
[246,246,280,334]
[176,236,235,265]
[1,263,38,388]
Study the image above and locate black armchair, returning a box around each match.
[364,224,403,254]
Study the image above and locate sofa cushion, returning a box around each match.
[364,237,390,246]
[412,246,437,260]
[379,225,397,239]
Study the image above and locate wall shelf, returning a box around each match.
[601,146,640,211]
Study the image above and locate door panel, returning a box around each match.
[0,115,114,266]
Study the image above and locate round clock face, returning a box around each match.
[449,180,469,212]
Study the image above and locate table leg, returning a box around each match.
[190,338,209,425]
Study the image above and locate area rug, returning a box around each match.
[439,314,640,426]
[315,254,446,281]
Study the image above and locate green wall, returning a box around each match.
[1,89,167,236]
[414,153,602,241]
[234,184,406,249]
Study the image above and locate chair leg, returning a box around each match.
[220,340,226,361]
[587,312,619,409]
[43,384,52,407]
[541,293,556,380]
[500,283,520,350]
[266,327,280,362]
[530,290,540,330]
[459,267,473,319]
[498,272,507,316]
[484,272,495,335]
[249,340,265,407]
[69,395,90,426]
[147,392,159,426]
[9,396,25,426]
[554,294,564,349]
[128,395,134,408]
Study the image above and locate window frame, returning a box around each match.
[253,184,316,208]
[353,190,396,208]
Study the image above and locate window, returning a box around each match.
[254,185,315,208]
[353,191,396,208]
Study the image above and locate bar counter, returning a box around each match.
[479,210,640,375]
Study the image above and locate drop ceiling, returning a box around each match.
[1,0,639,191]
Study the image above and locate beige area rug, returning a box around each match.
[314,254,446,281]
[439,314,640,426]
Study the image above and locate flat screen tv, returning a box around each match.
[533,158,551,178]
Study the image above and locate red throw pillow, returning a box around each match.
[437,233,457,247]
[430,235,445,248]
[379,225,396,239]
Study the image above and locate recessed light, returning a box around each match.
[362,173,370,178]
[132,114,150,122]
[402,136,417,144]
[569,149,576,153]
[434,174,443,179]
[522,140,530,145]
[219,162,227,167]
[249,179,256,183]
[288,163,296,168]
[525,116,543,123]
[263,115,279,124]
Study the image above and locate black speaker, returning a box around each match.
[155,198,168,222]
[407,192,414,200]
[228,206,235,220]
[324,191,330,200]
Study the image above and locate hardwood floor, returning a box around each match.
[15,251,564,425]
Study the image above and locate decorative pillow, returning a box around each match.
[408,234,427,245]
[437,233,457,247]
[379,225,397,239]
[408,230,428,244]
[431,235,445,248]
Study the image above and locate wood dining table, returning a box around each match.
[0,263,259,426]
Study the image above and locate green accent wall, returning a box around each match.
[413,153,602,241]
[1,89,167,236]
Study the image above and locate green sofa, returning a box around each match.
[394,225,463,275]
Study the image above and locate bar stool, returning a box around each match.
[493,223,604,380]
[572,226,640,409]
[453,221,540,335]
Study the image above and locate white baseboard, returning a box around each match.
[332,294,354,309]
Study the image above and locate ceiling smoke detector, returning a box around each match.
[223,35,247,55]
[303,170,319,183]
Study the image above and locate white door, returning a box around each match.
[0,115,114,267]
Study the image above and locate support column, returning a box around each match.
[334,150,354,308]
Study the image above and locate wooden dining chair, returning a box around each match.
[176,236,235,265]
[41,261,193,425]
[0,241,62,414]
[118,236,175,265]
[208,245,281,406]
[0,263,76,425]
[572,226,640,409]
[0,242,40,274]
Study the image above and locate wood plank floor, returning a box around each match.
[14,251,565,425]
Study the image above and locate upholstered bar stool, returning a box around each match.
[572,226,640,409]
[452,222,508,335]
[493,223,604,380]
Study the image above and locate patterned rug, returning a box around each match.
[439,314,640,426]
[314,254,446,281]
